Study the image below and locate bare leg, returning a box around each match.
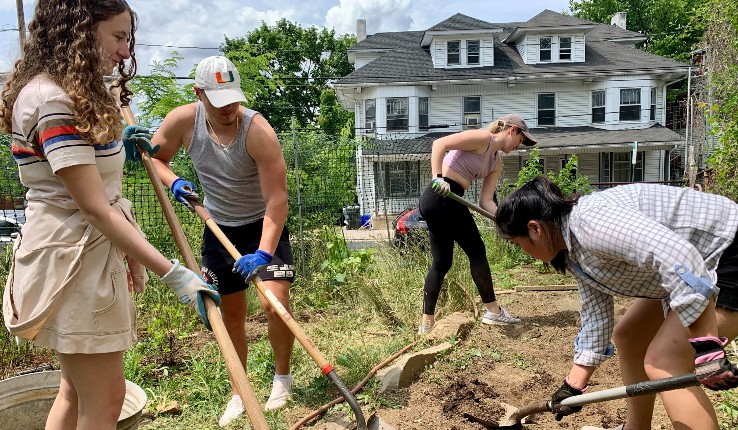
[49,352,125,430]
[614,299,663,430]
[645,310,719,430]
[219,289,249,393]
[257,279,294,375]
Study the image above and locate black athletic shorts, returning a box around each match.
[201,219,295,295]
[716,230,738,311]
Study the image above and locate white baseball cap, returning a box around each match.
[194,56,247,108]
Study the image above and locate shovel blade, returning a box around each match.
[367,413,396,430]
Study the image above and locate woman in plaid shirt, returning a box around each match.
[495,176,738,430]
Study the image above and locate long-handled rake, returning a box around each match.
[185,197,390,430]
[116,98,269,430]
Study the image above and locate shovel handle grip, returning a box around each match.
[446,192,496,221]
[560,372,700,407]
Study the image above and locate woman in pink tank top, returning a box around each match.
[417,114,537,333]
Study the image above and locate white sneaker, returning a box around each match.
[218,395,244,427]
[481,306,521,325]
[417,314,435,334]
[265,374,292,411]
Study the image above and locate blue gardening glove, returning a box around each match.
[550,379,585,421]
[690,336,738,390]
[160,259,220,330]
[170,177,200,210]
[233,250,273,282]
[431,177,451,197]
[122,125,160,162]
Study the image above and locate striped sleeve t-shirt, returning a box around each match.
[11,75,125,209]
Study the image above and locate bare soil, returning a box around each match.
[304,291,733,430]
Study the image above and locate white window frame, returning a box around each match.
[386,97,409,132]
[364,99,376,133]
[537,93,556,126]
[466,40,480,65]
[462,96,481,130]
[539,36,552,62]
[559,37,572,61]
[591,90,605,124]
[619,88,641,122]
[447,40,460,65]
[419,97,429,130]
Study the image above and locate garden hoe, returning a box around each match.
[446,191,496,221]
[184,196,393,430]
[116,92,270,430]
[463,372,700,429]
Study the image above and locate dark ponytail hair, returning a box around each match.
[495,176,580,273]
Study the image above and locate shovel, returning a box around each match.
[185,197,393,430]
[464,372,700,429]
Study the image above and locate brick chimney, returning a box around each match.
[611,12,627,30]
[357,19,367,42]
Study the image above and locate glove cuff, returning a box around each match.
[564,377,588,393]
[255,249,274,262]
[160,259,184,283]
[171,177,184,192]
[689,335,728,346]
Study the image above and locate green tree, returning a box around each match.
[317,89,354,136]
[569,0,705,62]
[222,19,356,132]
[702,0,738,200]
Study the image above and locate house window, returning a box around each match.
[462,96,481,129]
[419,97,429,130]
[559,37,572,60]
[650,87,657,121]
[375,161,420,198]
[539,37,552,61]
[365,99,376,132]
[592,90,605,123]
[447,40,460,65]
[467,40,480,65]
[537,93,556,126]
[386,98,409,132]
[620,88,641,121]
[600,152,644,182]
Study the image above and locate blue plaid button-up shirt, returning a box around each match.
[562,184,738,366]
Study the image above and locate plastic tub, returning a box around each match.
[0,370,147,430]
[360,214,372,229]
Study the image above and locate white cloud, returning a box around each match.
[325,0,414,35]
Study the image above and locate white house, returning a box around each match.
[334,10,690,218]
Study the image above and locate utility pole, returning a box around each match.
[16,0,26,57]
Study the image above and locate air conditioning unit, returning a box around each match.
[465,117,479,127]
[365,121,375,131]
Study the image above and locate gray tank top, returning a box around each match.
[189,102,265,226]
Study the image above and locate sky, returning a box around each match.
[0,0,571,77]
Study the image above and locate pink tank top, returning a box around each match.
[443,135,499,182]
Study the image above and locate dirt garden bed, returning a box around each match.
[301,291,736,430]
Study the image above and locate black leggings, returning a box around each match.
[418,179,496,314]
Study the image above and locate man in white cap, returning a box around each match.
[150,55,295,426]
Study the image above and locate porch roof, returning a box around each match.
[361,124,682,156]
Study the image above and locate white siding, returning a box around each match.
[643,150,665,181]
[578,153,601,181]
[355,54,382,69]
[557,91,589,127]
[481,39,494,67]
[573,35,586,62]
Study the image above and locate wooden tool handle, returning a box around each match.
[116,92,269,430]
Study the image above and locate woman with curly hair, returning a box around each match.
[0,1,219,429]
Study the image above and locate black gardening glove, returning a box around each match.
[690,336,738,390]
[550,379,584,421]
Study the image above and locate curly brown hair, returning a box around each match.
[0,0,137,144]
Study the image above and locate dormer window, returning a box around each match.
[447,41,461,65]
[539,37,552,61]
[467,40,480,65]
[559,37,572,60]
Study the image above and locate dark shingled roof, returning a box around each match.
[338,10,678,86]
[362,125,681,156]
[426,13,499,31]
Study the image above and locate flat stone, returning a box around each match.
[425,311,475,342]
[376,342,454,392]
